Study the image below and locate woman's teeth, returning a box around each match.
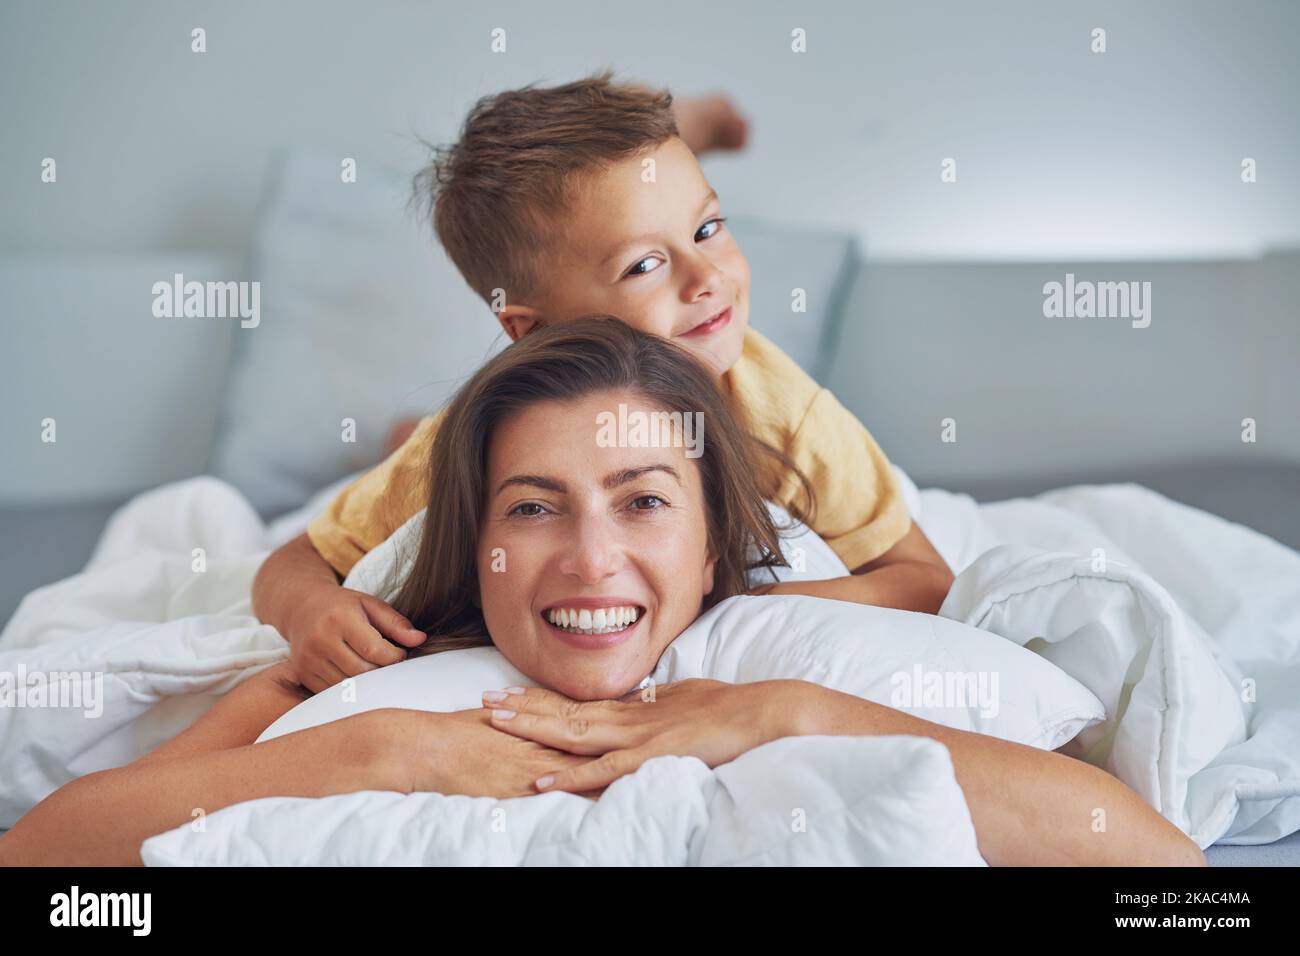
[547,606,640,634]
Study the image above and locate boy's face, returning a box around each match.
[500,136,751,378]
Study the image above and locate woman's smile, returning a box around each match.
[541,600,646,651]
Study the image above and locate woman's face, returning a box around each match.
[476,389,717,700]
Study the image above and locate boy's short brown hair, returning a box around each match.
[415,71,678,306]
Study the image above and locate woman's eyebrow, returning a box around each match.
[495,465,681,496]
[602,464,682,489]
[495,474,566,496]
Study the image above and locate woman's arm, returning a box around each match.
[0,663,597,866]
[136,660,310,763]
[0,663,398,866]
[782,681,1205,867]
[480,680,1205,867]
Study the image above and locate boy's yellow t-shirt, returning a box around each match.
[307,327,911,577]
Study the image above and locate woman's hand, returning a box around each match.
[380,708,596,799]
[478,679,800,794]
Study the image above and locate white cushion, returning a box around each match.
[210,149,501,516]
[261,592,1102,751]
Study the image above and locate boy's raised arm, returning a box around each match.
[254,415,442,692]
[752,521,954,615]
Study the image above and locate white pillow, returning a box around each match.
[261,504,1102,750]
[260,593,1101,750]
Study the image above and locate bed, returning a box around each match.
[2,150,1296,864]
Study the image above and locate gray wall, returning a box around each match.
[1,0,1297,499]
[3,0,1297,258]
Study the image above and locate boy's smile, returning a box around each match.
[497,135,751,378]
[680,304,733,340]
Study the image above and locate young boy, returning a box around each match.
[252,74,954,693]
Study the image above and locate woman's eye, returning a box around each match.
[510,502,547,518]
[695,217,726,242]
[625,256,663,277]
[629,495,666,512]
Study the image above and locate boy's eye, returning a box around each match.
[623,219,725,278]
[625,256,663,278]
[695,217,726,242]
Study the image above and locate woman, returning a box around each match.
[0,319,1204,866]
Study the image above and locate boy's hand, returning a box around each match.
[284,586,428,694]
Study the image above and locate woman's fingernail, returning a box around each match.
[504,686,526,694]
[482,690,508,702]
[491,709,516,720]
[535,775,554,790]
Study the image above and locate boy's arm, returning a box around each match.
[252,533,428,694]
[753,521,954,615]
[253,415,443,692]
[671,95,749,154]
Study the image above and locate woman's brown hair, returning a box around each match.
[386,317,813,653]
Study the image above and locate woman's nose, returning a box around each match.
[558,514,623,583]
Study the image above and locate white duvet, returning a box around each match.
[1,470,1297,864]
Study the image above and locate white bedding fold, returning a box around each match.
[928,483,1300,845]
[141,735,986,867]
